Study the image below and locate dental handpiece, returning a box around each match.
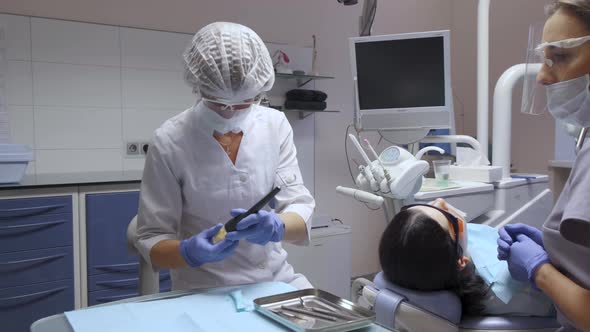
[363,138,388,183]
[212,187,281,244]
[348,134,379,191]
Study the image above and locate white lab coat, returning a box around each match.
[136,102,315,290]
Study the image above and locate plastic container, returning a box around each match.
[433,159,451,187]
[0,144,33,183]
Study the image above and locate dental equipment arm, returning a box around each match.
[419,134,484,155]
[415,146,445,160]
[492,63,542,178]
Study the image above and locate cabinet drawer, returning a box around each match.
[88,280,172,307]
[0,247,73,289]
[86,191,140,275]
[88,270,170,292]
[0,213,72,253]
[0,196,72,218]
[89,261,139,276]
[0,279,74,332]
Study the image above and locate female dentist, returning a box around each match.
[498,1,590,330]
[135,22,315,290]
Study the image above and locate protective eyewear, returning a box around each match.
[521,22,590,115]
[534,35,590,67]
[401,203,464,256]
[201,96,261,112]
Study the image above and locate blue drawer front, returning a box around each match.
[0,279,74,332]
[0,196,72,218]
[88,279,172,306]
[88,288,138,306]
[0,247,73,289]
[86,192,140,275]
[0,213,72,253]
[88,270,170,292]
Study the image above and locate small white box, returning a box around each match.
[0,144,33,183]
[450,165,503,183]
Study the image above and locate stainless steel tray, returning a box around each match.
[254,288,376,332]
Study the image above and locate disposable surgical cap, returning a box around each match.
[183,22,275,102]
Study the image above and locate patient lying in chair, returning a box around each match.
[379,199,555,317]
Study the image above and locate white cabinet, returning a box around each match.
[283,225,352,299]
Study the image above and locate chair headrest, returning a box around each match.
[374,272,462,324]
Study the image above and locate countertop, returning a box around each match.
[548,160,574,169]
[0,171,143,190]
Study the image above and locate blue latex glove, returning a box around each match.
[225,209,285,245]
[497,223,544,260]
[179,224,239,267]
[506,234,550,285]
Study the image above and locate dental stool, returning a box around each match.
[355,272,559,332]
[126,216,160,295]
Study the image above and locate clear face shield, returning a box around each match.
[522,23,548,116]
[521,24,590,152]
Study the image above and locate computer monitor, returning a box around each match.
[349,30,453,139]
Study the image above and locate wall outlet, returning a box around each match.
[140,142,149,155]
[126,142,140,155]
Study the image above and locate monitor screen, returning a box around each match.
[354,36,446,110]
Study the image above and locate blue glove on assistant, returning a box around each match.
[225,209,285,246]
[506,234,550,285]
[497,223,544,260]
[179,224,239,267]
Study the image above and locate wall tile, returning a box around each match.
[31,17,120,66]
[36,149,122,174]
[33,62,121,108]
[121,27,191,71]
[122,67,193,110]
[35,106,121,149]
[122,157,145,171]
[122,108,179,141]
[5,105,34,146]
[0,14,31,61]
[5,60,33,105]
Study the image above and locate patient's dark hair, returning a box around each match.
[379,209,489,316]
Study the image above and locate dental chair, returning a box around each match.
[352,272,559,332]
[126,216,160,295]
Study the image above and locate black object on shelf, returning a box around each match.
[286,89,327,102]
[285,100,326,111]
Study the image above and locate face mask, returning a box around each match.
[546,74,590,127]
[199,102,254,134]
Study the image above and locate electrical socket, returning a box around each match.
[140,142,149,155]
[126,142,140,155]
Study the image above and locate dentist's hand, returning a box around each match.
[505,234,550,285]
[179,224,239,267]
[225,209,285,246]
[498,223,544,260]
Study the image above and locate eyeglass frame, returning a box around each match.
[534,35,590,67]
[401,203,464,257]
[201,95,263,112]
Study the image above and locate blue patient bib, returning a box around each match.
[467,223,525,304]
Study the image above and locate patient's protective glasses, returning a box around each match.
[401,204,464,256]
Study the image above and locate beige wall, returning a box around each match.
[0,0,555,276]
[451,0,555,173]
